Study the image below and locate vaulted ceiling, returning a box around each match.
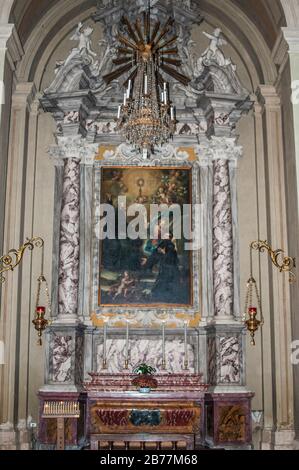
[9,0,286,52]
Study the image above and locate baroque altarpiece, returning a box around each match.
[38,0,254,449]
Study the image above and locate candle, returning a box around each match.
[117,105,121,119]
[170,106,174,120]
[184,321,188,368]
[103,321,107,367]
[164,91,167,105]
[127,79,132,98]
[162,321,166,367]
[123,93,127,106]
[125,320,129,364]
[144,75,148,95]
[163,82,167,104]
[161,92,164,103]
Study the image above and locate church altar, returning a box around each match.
[38,373,253,449]
[36,0,255,450]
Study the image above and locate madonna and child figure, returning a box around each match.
[99,168,192,306]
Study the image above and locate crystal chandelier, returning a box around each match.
[103,5,190,158]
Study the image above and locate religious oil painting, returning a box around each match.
[99,167,192,306]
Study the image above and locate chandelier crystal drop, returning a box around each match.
[103,6,190,159]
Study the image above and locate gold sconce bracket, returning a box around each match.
[244,240,296,346]
[0,237,44,283]
[250,240,296,283]
[0,236,51,346]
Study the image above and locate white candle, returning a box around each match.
[125,320,129,362]
[164,90,167,105]
[117,105,121,119]
[161,92,164,103]
[162,321,166,365]
[123,93,127,106]
[103,321,107,363]
[127,79,131,98]
[184,321,188,364]
[144,75,148,95]
[170,106,174,120]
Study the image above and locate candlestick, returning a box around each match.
[103,321,107,369]
[161,321,166,369]
[184,321,189,370]
[124,320,129,369]
[127,79,132,98]
[170,106,174,121]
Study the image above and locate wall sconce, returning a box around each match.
[0,237,51,346]
[244,240,296,345]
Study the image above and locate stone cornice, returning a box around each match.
[48,136,98,164]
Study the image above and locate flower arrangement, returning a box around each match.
[131,363,158,391]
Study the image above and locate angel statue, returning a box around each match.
[135,0,159,13]
[57,22,97,71]
[201,28,236,70]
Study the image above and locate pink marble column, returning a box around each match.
[58,157,81,318]
[212,158,234,318]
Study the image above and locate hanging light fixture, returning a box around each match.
[243,240,296,346]
[103,2,190,158]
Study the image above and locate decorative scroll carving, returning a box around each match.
[0,237,44,283]
[218,405,246,442]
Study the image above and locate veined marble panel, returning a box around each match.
[218,336,241,384]
[52,335,74,383]
[96,338,195,374]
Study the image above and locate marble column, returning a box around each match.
[213,158,234,319]
[209,137,242,321]
[48,137,97,322]
[58,156,81,319]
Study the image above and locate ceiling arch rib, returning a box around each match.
[8,0,285,89]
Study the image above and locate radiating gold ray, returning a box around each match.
[154,35,178,52]
[118,34,139,50]
[154,17,174,45]
[160,63,190,85]
[121,16,140,45]
[103,63,133,84]
[123,66,138,88]
[160,47,178,55]
[117,47,134,55]
[162,57,182,66]
[113,57,133,65]
[135,18,145,44]
[150,21,160,44]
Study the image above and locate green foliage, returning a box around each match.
[133,363,156,375]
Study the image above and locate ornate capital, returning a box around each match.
[198,137,243,162]
[48,136,98,164]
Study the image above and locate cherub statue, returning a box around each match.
[201,28,236,70]
[62,22,97,68]
[135,0,159,13]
